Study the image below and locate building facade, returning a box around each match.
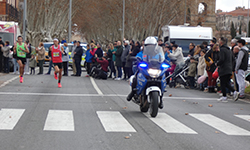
[0,0,19,22]
[216,7,249,37]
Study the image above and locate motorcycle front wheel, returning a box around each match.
[149,91,159,117]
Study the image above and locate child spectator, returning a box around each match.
[29,54,37,75]
[197,49,206,91]
[167,59,176,75]
[187,57,198,89]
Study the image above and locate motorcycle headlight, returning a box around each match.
[147,69,161,78]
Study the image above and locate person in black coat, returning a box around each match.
[73,41,83,76]
[0,37,5,72]
[188,43,195,57]
[217,37,238,102]
[95,43,103,58]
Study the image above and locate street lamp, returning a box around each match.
[122,0,125,41]
[22,0,27,41]
[247,0,249,37]
[68,0,72,42]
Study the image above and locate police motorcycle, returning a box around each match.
[128,37,169,117]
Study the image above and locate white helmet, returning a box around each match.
[145,36,157,45]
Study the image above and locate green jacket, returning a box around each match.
[115,45,123,67]
[112,48,117,61]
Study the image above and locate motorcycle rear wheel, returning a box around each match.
[149,91,159,117]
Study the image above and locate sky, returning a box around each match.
[216,0,248,12]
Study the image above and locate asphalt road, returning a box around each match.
[0,68,250,150]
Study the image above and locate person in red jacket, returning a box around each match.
[50,39,64,88]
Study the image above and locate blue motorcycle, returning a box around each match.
[129,44,169,117]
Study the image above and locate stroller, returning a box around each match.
[167,57,191,88]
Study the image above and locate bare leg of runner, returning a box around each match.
[54,65,59,80]
[58,68,63,88]
[17,60,25,83]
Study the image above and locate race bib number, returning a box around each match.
[18,51,25,57]
[53,52,60,57]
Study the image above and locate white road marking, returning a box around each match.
[44,110,74,131]
[0,76,19,88]
[0,92,218,100]
[90,77,103,95]
[235,115,250,122]
[190,114,250,136]
[97,111,136,132]
[145,113,197,134]
[0,109,25,130]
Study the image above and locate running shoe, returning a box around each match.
[217,97,228,102]
[58,83,62,88]
[54,73,58,80]
[233,91,239,101]
[20,76,23,83]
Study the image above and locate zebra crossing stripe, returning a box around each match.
[0,109,25,130]
[145,113,197,134]
[235,115,250,122]
[190,114,250,136]
[97,111,136,132]
[44,110,74,131]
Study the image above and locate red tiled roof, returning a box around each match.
[217,8,250,17]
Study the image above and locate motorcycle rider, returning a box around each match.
[127,37,161,103]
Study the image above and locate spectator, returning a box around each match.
[11,44,19,74]
[167,60,176,75]
[71,41,77,76]
[217,37,239,102]
[205,44,220,93]
[197,49,206,91]
[114,41,123,80]
[29,54,36,75]
[193,45,202,60]
[233,46,239,91]
[130,41,141,74]
[231,39,238,91]
[235,39,249,99]
[121,40,130,80]
[111,42,118,78]
[168,44,185,77]
[0,37,4,72]
[188,43,195,57]
[210,38,217,49]
[24,40,31,75]
[187,57,198,89]
[125,43,135,78]
[95,43,103,57]
[0,41,10,73]
[164,46,172,62]
[92,54,109,80]
[73,41,83,77]
[62,43,69,76]
[107,43,115,78]
[158,39,164,47]
[85,44,93,77]
[45,44,54,75]
[61,38,67,44]
[202,41,209,51]
[36,42,45,75]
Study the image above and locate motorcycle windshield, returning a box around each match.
[143,45,165,63]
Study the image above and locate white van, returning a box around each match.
[162,25,213,56]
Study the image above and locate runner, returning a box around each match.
[14,36,30,83]
[50,39,64,88]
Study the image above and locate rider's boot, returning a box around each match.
[127,88,137,101]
